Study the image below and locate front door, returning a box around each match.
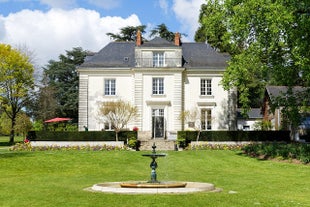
[152,109,164,138]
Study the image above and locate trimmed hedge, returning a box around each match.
[27,131,137,143]
[178,130,291,147]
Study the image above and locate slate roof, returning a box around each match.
[80,37,229,69]
[237,108,263,119]
[182,43,229,68]
[140,37,178,47]
[81,42,135,67]
[265,86,309,103]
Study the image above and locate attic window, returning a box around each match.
[124,57,129,61]
[153,52,164,67]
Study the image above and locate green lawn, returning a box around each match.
[0,136,24,145]
[0,149,309,207]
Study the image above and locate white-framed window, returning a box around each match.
[153,52,164,67]
[201,109,212,130]
[104,79,115,95]
[201,79,212,96]
[152,77,164,95]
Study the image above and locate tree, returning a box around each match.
[15,113,33,137]
[149,23,176,42]
[42,47,87,121]
[98,100,138,141]
[0,44,34,143]
[29,74,58,122]
[195,1,231,53]
[196,0,310,125]
[106,25,147,41]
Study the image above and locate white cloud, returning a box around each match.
[0,8,141,66]
[159,0,169,15]
[172,0,204,41]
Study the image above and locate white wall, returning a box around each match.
[87,73,134,131]
[184,73,229,130]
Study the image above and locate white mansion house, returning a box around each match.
[78,31,236,139]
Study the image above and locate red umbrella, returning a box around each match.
[44,117,72,123]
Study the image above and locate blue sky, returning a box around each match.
[0,0,205,66]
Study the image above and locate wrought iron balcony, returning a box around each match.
[135,58,182,68]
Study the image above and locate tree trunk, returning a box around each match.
[115,131,119,142]
[9,117,16,144]
[196,130,201,142]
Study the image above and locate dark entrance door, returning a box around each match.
[152,109,164,138]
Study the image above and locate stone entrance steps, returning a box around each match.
[138,139,177,151]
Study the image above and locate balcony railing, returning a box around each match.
[135,58,182,68]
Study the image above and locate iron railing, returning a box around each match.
[135,58,182,68]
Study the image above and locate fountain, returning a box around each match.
[87,143,221,194]
[120,143,186,188]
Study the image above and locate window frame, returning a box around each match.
[153,52,165,67]
[200,78,212,96]
[152,77,164,95]
[201,108,212,130]
[104,79,116,96]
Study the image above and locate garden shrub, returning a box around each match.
[177,130,291,148]
[27,130,137,143]
[242,143,310,164]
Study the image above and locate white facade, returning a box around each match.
[78,35,236,139]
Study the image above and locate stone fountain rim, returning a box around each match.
[85,181,222,194]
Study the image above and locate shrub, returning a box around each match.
[177,130,291,148]
[27,130,137,143]
[242,143,310,164]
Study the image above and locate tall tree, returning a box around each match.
[29,74,58,122]
[97,100,138,141]
[0,44,34,143]
[43,47,87,121]
[195,1,231,53]
[149,23,176,41]
[106,25,147,41]
[196,0,310,125]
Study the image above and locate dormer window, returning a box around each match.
[153,52,164,67]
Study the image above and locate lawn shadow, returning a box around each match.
[235,151,270,162]
[0,150,34,158]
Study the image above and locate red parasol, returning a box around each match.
[44,117,72,123]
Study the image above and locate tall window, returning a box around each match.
[201,79,212,95]
[153,52,164,67]
[152,78,164,95]
[201,109,212,130]
[104,79,115,95]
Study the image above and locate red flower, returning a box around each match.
[133,127,138,131]
[24,138,29,143]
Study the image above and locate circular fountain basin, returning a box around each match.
[87,181,221,194]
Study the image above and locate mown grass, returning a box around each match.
[0,136,24,146]
[0,149,309,207]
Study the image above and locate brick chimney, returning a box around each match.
[174,32,181,46]
[136,29,142,46]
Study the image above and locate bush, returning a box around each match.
[242,143,310,164]
[27,130,137,143]
[177,130,291,148]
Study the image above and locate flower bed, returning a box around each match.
[10,141,128,151]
